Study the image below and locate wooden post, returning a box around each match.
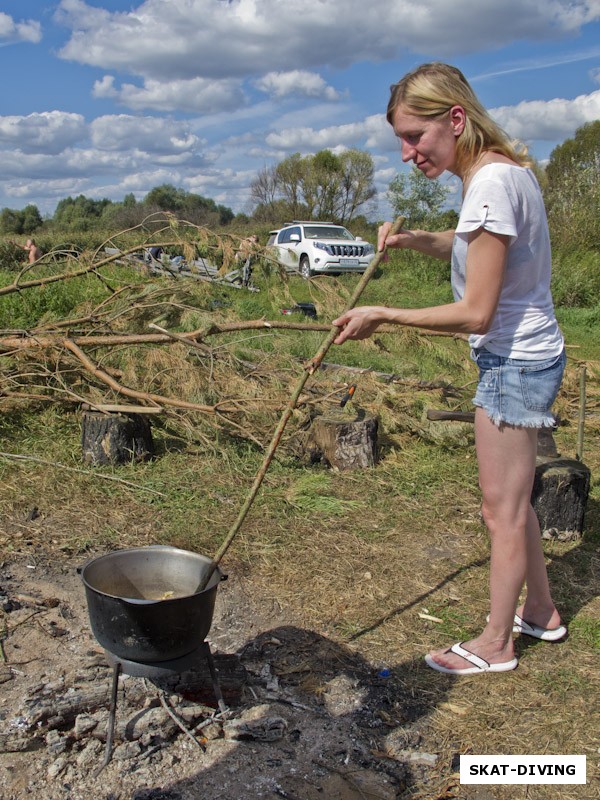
[307,411,379,470]
[81,409,154,466]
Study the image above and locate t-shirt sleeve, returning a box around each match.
[456,176,518,239]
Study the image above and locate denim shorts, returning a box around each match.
[471,347,566,428]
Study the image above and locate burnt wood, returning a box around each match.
[22,654,246,732]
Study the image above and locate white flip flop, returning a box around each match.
[486,613,568,641]
[424,642,518,675]
[512,613,567,642]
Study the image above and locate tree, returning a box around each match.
[337,150,377,224]
[0,205,43,235]
[53,195,113,230]
[303,150,342,219]
[387,167,451,228]
[143,184,233,226]
[250,166,280,218]
[144,184,186,213]
[21,205,43,234]
[275,154,306,220]
[545,121,600,185]
[544,121,600,252]
[251,149,376,225]
[0,208,24,235]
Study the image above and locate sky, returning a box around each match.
[0,0,599,222]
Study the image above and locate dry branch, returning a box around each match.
[62,338,238,414]
[0,244,147,297]
[0,452,166,495]
[0,321,463,355]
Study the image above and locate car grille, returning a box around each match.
[328,244,367,257]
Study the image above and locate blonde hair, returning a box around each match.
[387,63,531,173]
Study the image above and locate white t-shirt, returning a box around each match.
[451,163,564,359]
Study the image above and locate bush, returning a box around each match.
[551,249,600,308]
[0,241,24,270]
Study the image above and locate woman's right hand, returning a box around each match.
[377,221,415,252]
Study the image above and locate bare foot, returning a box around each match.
[427,635,515,672]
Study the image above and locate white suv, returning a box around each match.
[267,221,375,279]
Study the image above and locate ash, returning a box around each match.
[0,556,437,800]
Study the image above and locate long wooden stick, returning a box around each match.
[576,365,586,461]
[197,217,406,590]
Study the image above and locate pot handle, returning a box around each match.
[76,558,95,579]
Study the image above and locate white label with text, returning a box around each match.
[460,755,586,784]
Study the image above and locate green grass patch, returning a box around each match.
[568,615,600,650]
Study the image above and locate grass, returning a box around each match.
[1,243,598,799]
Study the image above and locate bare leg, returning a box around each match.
[516,505,562,629]
[427,409,550,670]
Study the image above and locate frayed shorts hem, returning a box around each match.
[473,403,557,430]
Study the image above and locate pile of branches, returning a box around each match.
[0,218,343,449]
[1,216,503,453]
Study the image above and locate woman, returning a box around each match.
[333,63,566,675]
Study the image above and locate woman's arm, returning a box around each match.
[377,222,455,261]
[333,228,509,344]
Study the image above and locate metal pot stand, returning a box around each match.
[97,640,227,775]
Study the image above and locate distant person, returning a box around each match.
[237,234,259,286]
[14,238,43,264]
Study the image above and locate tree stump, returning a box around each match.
[307,411,379,470]
[532,457,591,540]
[82,410,154,465]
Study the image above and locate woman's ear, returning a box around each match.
[450,105,466,136]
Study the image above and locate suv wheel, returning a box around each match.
[299,256,313,280]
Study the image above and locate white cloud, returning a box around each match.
[470,46,600,83]
[0,148,118,181]
[3,177,93,202]
[255,71,341,100]
[93,75,118,98]
[96,169,186,196]
[0,112,86,155]
[183,167,258,210]
[0,12,42,44]
[265,114,395,153]
[263,88,600,163]
[375,166,400,183]
[490,89,600,140]
[108,77,245,113]
[55,0,600,82]
[90,115,205,157]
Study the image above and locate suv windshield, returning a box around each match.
[303,226,355,240]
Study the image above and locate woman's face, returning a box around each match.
[391,104,465,179]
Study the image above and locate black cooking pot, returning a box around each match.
[79,546,226,663]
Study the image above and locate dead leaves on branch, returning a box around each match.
[0,218,294,445]
[0,217,472,448]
